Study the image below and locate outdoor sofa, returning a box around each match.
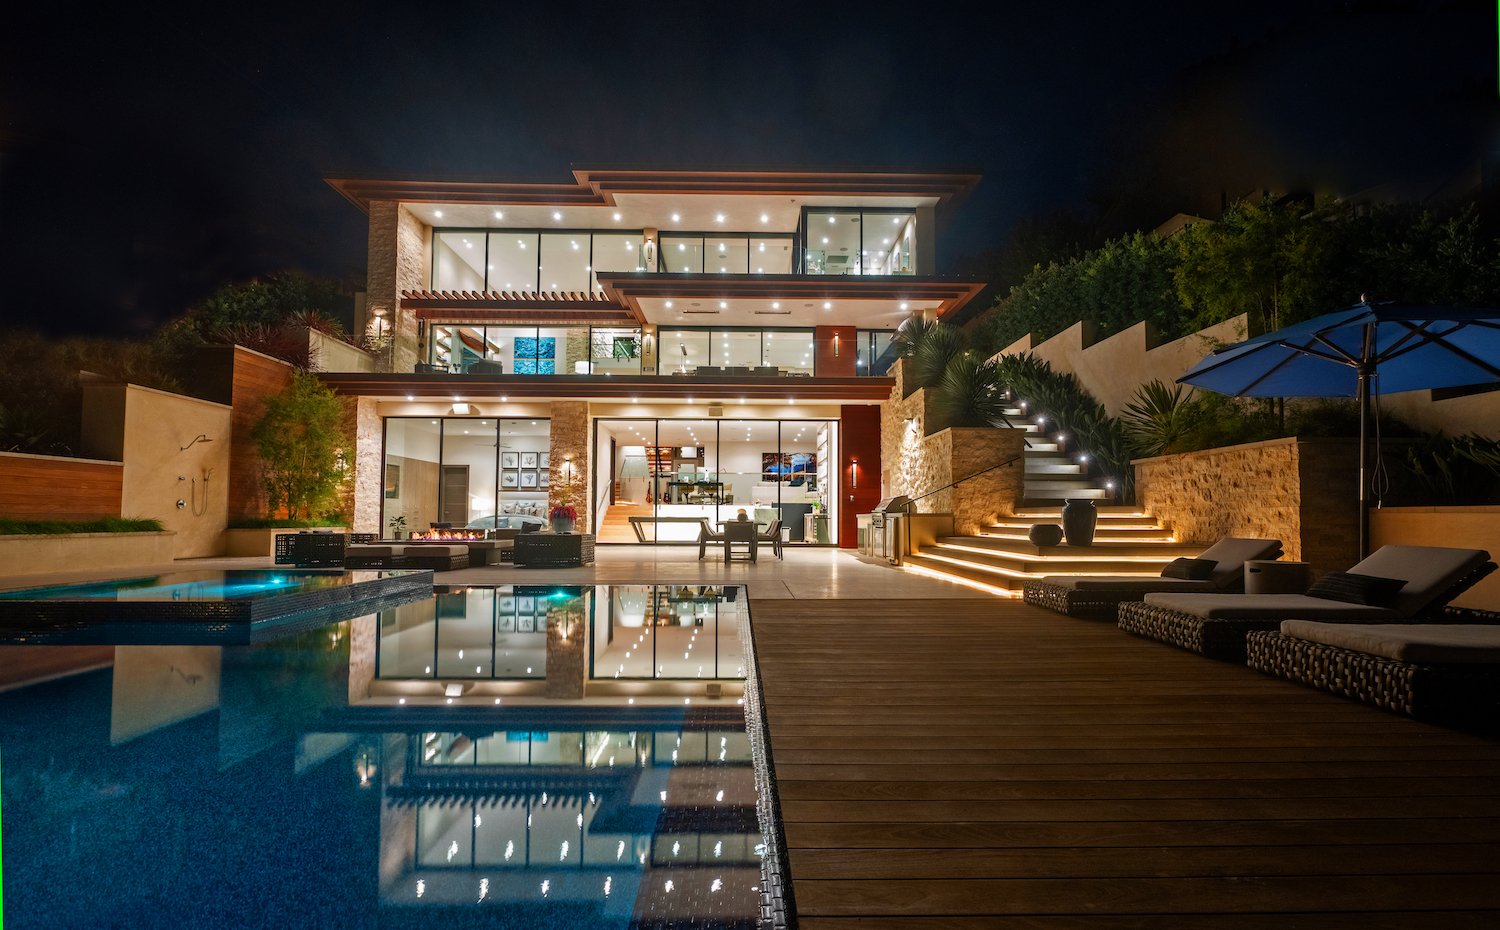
[1116,545,1495,661]
[1247,620,1500,729]
[1022,537,1283,618]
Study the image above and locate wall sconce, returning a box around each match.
[850,456,859,489]
[562,454,575,485]
[642,236,657,268]
[833,333,841,358]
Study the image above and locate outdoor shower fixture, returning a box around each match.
[179,434,214,451]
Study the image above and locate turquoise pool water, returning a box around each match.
[0,569,392,601]
[0,583,766,928]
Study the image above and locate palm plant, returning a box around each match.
[892,314,967,393]
[932,353,1007,428]
[1120,380,1195,457]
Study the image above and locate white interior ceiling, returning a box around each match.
[639,295,936,327]
[405,192,934,232]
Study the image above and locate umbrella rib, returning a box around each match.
[1174,338,1285,383]
[1233,347,1313,396]
[1373,321,1438,363]
[1390,321,1500,381]
[1303,337,1360,366]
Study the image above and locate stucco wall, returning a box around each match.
[998,313,1500,438]
[1134,437,1359,574]
[881,359,1025,534]
[1371,506,1500,611]
[309,328,376,373]
[996,316,1250,417]
[82,383,233,557]
[81,383,232,559]
[0,532,177,578]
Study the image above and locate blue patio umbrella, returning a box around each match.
[1177,299,1500,555]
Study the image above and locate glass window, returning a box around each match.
[590,327,642,375]
[706,236,748,274]
[539,326,589,375]
[486,232,538,292]
[661,236,703,273]
[538,233,590,294]
[763,329,814,375]
[382,417,443,533]
[805,210,862,275]
[432,231,486,290]
[717,330,761,371]
[440,418,497,528]
[497,418,550,520]
[866,211,916,275]
[857,329,896,375]
[750,237,793,274]
[661,330,710,374]
[590,232,645,292]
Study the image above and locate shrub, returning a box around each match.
[0,517,164,536]
[252,371,351,520]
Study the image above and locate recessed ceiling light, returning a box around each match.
[665,300,673,308]
[719,301,727,309]
[572,241,579,250]
[771,301,780,309]
[671,213,680,222]
[494,210,504,219]
[678,243,686,251]
[827,216,836,224]
[822,237,829,244]
[900,301,909,310]
[823,301,832,309]
[518,240,527,249]
[760,213,769,223]
[613,212,622,221]
[715,213,725,224]
[553,211,562,220]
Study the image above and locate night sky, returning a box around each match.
[1,0,1493,337]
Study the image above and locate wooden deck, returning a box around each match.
[750,597,1500,928]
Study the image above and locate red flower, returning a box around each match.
[549,504,578,521]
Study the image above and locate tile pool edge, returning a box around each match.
[0,570,434,631]
[738,591,797,930]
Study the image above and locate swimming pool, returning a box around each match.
[0,583,783,928]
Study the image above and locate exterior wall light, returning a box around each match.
[850,456,859,488]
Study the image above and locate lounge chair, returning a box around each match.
[1023,537,1283,618]
[1247,621,1500,729]
[1117,545,1495,661]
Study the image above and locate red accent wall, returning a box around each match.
[838,404,882,547]
[815,326,857,378]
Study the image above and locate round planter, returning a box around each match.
[550,517,576,534]
[1027,523,1063,547]
[1061,499,1098,547]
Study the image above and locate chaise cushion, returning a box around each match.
[1280,621,1500,665]
[1041,576,1218,594]
[1344,546,1491,617]
[1193,538,1284,589]
[1161,557,1217,581]
[1142,592,1400,621]
[1306,571,1406,607]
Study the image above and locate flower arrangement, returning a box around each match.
[549,504,578,522]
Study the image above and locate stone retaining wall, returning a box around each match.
[1134,437,1359,574]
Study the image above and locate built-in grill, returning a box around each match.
[859,496,911,564]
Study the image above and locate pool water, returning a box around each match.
[0,570,387,602]
[0,584,766,929]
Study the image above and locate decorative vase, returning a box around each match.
[1028,523,1063,547]
[1061,499,1097,547]
[551,516,575,534]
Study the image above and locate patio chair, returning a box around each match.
[1117,545,1496,661]
[698,520,723,560]
[758,519,784,560]
[723,521,758,563]
[1023,537,1283,618]
[1246,621,1500,730]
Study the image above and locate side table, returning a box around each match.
[1245,560,1312,595]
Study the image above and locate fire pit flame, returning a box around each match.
[409,529,486,541]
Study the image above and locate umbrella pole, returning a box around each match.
[1357,365,1370,559]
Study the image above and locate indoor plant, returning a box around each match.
[387,514,407,540]
[549,503,578,534]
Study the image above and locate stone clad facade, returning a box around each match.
[548,401,590,529]
[1134,437,1359,574]
[365,202,429,373]
[880,359,1025,535]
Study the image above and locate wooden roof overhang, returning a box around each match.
[399,289,642,325]
[318,372,894,402]
[595,273,987,319]
[327,166,980,213]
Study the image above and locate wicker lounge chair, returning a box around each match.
[1247,621,1500,729]
[1023,537,1283,618]
[1117,545,1495,661]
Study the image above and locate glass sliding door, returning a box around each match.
[381,417,551,535]
[592,417,838,546]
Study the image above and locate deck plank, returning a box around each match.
[750,597,1500,924]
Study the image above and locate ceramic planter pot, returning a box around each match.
[1027,523,1063,547]
[551,517,575,534]
[1061,499,1097,547]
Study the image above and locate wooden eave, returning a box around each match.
[318,372,894,402]
[595,273,987,319]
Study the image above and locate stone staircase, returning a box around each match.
[902,406,1198,594]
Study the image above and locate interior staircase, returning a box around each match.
[902,406,1201,594]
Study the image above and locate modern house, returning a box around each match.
[320,167,985,547]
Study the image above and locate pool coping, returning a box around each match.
[738,587,798,930]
